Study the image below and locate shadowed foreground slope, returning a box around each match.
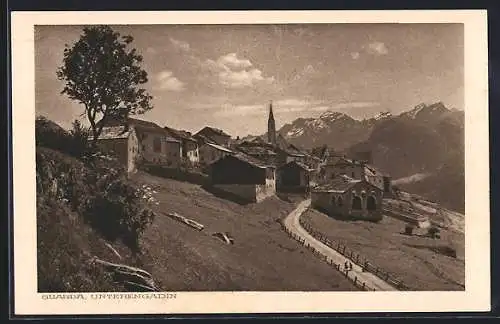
[133,172,357,291]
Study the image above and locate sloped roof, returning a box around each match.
[231,152,273,168]
[196,126,231,138]
[93,126,131,140]
[193,133,215,144]
[236,145,277,156]
[363,164,389,177]
[164,126,197,142]
[211,152,272,169]
[203,142,234,153]
[280,160,315,172]
[313,175,360,193]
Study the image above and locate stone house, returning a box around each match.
[97,117,182,169]
[164,126,200,166]
[311,175,383,221]
[321,157,365,180]
[363,164,392,196]
[276,160,314,193]
[93,125,139,174]
[198,141,234,166]
[209,153,276,203]
[195,126,232,147]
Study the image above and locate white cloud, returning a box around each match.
[276,98,322,107]
[218,53,253,69]
[219,69,274,89]
[366,41,388,55]
[169,37,191,52]
[310,101,380,112]
[156,70,185,92]
[350,51,360,60]
[203,53,274,89]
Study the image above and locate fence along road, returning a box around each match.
[283,199,397,291]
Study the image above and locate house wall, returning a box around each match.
[211,158,266,185]
[365,174,385,190]
[311,182,383,221]
[139,132,182,167]
[199,144,230,165]
[258,167,276,200]
[127,129,139,173]
[277,164,310,190]
[213,184,257,202]
[184,140,199,164]
[97,138,129,166]
[323,163,364,180]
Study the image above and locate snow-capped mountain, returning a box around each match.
[271,102,464,212]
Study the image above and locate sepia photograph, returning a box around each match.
[11,10,489,315]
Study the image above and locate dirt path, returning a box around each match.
[283,199,397,291]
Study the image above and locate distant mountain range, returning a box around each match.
[254,102,465,212]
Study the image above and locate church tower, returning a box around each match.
[267,100,277,146]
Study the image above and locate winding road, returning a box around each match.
[283,199,397,291]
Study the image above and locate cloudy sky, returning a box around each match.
[35,23,463,137]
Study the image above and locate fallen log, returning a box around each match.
[91,257,159,292]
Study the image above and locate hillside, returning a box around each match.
[36,131,357,291]
[349,103,464,212]
[131,172,357,291]
[302,207,465,291]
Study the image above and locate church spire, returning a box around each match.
[267,100,276,146]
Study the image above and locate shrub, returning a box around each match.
[68,119,94,159]
[36,147,155,252]
[36,116,95,160]
[427,226,440,239]
[80,166,155,250]
[36,116,72,152]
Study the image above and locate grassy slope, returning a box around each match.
[37,197,142,292]
[132,172,357,291]
[301,208,465,291]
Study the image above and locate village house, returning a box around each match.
[198,141,234,167]
[164,126,200,166]
[209,153,276,203]
[311,175,383,221]
[92,125,139,173]
[233,141,278,166]
[231,102,310,169]
[195,126,232,147]
[95,117,183,171]
[276,160,316,193]
[321,157,365,180]
[320,156,392,197]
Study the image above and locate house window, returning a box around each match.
[367,196,377,211]
[153,137,162,153]
[352,172,355,178]
[331,196,337,207]
[352,196,362,210]
[337,196,343,207]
